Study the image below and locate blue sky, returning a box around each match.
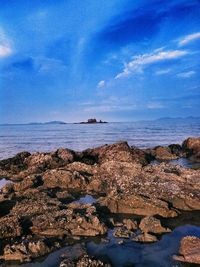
[0,0,200,123]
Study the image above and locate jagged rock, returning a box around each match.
[139,216,171,234]
[173,236,200,264]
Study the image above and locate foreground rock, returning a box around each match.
[0,137,199,263]
[173,236,200,264]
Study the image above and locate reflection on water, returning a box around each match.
[0,121,199,159]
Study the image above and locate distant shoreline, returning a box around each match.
[1,116,200,126]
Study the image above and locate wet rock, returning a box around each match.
[0,215,22,238]
[173,236,200,264]
[139,216,171,234]
[182,137,200,162]
[132,232,158,243]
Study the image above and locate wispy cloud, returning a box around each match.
[97,80,105,88]
[177,70,196,78]
[0,29,12,58]
[179,32,200,46]
[115,49,189,79]
[155,68,171,75]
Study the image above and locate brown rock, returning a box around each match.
[123,219,138,231]
[0,215,22,238]
[1,240,51,263]
[139,216,171,234]
[182,137,200,162]
[154,146,178,161]
[173,236,200,264]
[132,232,158,243]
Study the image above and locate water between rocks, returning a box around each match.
[3,225,199,267]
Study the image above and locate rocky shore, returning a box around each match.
[0,137,200,266]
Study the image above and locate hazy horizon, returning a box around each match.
[0,0,200,123]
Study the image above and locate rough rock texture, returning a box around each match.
[0,138,200,263]
[182,137,200,162]
[173,236,200,264]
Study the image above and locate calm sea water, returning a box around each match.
[0,121,200,159]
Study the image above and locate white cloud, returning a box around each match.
[179,32,200,46]
[147,102,165,109]
[97,80,105,88]
[115,49,189,79]
[155,68,171,75]
[177,70,196,78]
[0,29,12,58]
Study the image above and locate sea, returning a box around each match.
[0,120,200,159]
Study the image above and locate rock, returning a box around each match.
[82,142,143,165]
[0,239,51,263]
[0,215,22,238]
[173,236,200,264]
[132,232,158,243]
[76,255,111,267]
[139,216,171,234]
[113,227,130,238]
[168,144,184,157]
[0,151,31,176]
[100,194,177,217]
[30,205,107,237]
[123,219,138,231]
[182,137,200,162]
[154,146,178,161]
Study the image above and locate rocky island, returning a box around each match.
[78,118,108,124]
[0,137,200,266]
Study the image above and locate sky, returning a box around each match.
[0,0,200,123]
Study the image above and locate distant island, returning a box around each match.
[77,118,108,124]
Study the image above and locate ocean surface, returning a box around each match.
[0,121,200,159]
